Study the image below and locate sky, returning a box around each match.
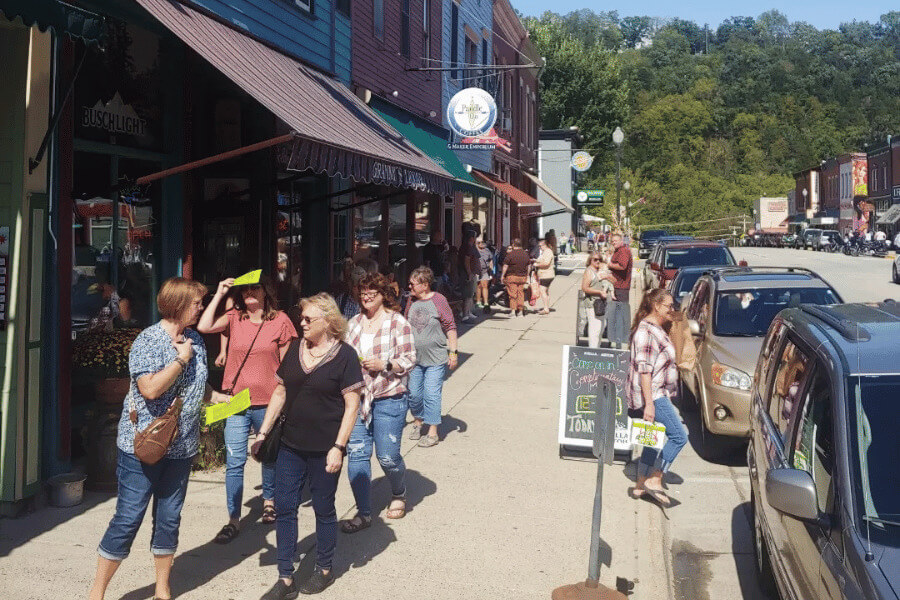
[514,0,895,31]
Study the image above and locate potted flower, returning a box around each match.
[72,328,142,404]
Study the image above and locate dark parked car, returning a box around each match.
[748,300,900,600]
[644,240,739,291]
[667,266,707,310]
[638,229,670,259]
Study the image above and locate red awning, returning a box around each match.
[134,0,454,196]
[471,170,541,208]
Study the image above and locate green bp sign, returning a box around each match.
[575,189,604,205]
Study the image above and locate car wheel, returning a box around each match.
[678,377,698,412]
[894,263,899,284]
[752,490,778,597]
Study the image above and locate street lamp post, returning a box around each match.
[623,180,631,238]
[612,127,624,233]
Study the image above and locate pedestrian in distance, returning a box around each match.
[534,238,556,315]
[626,289,688,507]
[501,238,531,317]
[606,232,634,349]
[89,278,231,600]
[459,233,480,322]
[342,273,416,532]
[253,293,363,598]
[581,251,615,348]
[197,274,298,543]
[405,266,459,448]
[475,238,494,314]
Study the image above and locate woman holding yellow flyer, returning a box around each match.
[198,273,297,543]
[626,289,687,507]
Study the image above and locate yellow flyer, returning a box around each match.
[205,388,252,425]
[232,269,262,286]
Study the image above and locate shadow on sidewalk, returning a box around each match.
[119,495,277,600]
[437,414,467,440]
[731,502,776,599]
[0,489,114,558]
[680,406,747,467]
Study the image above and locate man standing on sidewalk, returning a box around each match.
[606,233,633,349]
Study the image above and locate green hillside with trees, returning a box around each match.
[525,10,900,235]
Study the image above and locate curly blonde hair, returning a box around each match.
[299,293,348,340]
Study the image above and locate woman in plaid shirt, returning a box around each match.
[626,289,687,507]
[341,274,417,532]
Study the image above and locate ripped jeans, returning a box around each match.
[347,393,407,518]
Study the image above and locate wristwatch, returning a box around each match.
[333,443,346,455]
[384,360,393,372]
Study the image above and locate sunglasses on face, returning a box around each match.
[300,315,322,324]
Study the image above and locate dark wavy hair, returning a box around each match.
[631,288,673,340]
[355,273,400,312]
[232,273,279,321]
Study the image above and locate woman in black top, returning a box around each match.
[253,293,363,599]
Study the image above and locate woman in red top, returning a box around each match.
[198,275,297,543]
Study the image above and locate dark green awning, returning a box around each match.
[371,103,491,196]
[0,0,105,47]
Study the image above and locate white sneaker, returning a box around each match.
[461,315,474,323]
[467,312,478,319]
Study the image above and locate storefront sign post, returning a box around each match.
[552,378,626,600]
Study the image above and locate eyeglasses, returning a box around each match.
[359,290,380,299]
[300,315,323,324]
[591,258,601,263]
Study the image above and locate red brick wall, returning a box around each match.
[351,0,443,126]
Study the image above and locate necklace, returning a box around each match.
[361,309,386,333]
[305,338,336,359]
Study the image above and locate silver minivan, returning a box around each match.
[748,302,900,600]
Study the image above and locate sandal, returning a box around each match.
[629,486,646,499]
[213,523,239,544]
[644,486,671,507]
[261,504,276,524]
[417,434,439,448]
[386,496,406,519]
[340,514,372,534]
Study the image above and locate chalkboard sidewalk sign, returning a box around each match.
[558,345,632,452]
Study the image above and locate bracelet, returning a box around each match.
[174,357,188,370]
[333,443,346,455]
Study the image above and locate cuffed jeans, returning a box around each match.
[224,406,275,519]
[607,300,631,346]
[275,445,339,578]
[98,449,193,561]
[347,394,407,517]
[639,396,688,476]
[408,363,446,426]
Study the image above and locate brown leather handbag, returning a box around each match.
[130,389,184,465]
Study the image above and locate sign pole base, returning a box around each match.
[551,580,627,600]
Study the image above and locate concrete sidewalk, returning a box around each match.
[0,267,668,600]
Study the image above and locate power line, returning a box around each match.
[639,214,751,228]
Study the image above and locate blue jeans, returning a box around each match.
[347,394,407,517]
[98,450,193,560]
[224,406,275,519]
[607,300,631,346]
[408,364,446,426]
[639,396,688,476]
[274,445,339,578]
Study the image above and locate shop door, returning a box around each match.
[276,207,302,310]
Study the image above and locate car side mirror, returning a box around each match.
[739,260,748,267]
[688,319,701,336]
[765,468,819,522]
[650,262,659,270]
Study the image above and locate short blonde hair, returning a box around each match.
[157,277,208,320]
[299,293,348,340]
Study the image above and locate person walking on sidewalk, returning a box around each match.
[626,289,687,507]
[459,233,479,322]
[405,266,459,448]
[476,239,494,314]
[254,294,363,598]
[534,238,556,315]
[197,275,298,543]
[90,278,231,600]
[502,238,530,317]
[606,233,634,348]
[581,251,615,348]
[342,274,416,532]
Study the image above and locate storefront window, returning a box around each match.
[389,195,408,285]
[352,197,381,263]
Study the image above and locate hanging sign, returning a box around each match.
[447,87,497,149]
[571,151,594,172]
[576,189,605,206]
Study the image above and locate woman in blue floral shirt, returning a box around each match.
[89,278,230,600]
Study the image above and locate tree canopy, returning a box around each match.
[524,10,900,235]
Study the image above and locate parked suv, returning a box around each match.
[680,268,842,454]
[748,300,900,600]
[644,240,738,291]
[638,229,669,259]
[801,227,822,249]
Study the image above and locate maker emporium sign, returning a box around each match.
[81,93,148,137]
